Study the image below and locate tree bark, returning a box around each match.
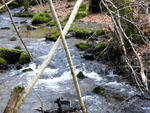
[4,87,24,113]
[89,0,101,13]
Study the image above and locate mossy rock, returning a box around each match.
[75,43,91,50]
[96,30,107,36]
[45,31,60,41]
[32,12,51,25]
[71,28,93,39]
[0,48,22,64]
[46,20,56,26]
[79,4,86,11]
[9,37,17,41]
[22,68,33,72]
[0,57,8,70]
[77,71,85,79]
[18,52,31,65]
[95,41,107,53]
[14,12,34,17]
[93,86,105,95]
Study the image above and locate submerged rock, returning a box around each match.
[14,45,21,50]
[9,37,17,41]
[77,71,86,79]
[93,86,105,95]
[22,68,33,72]
[0,27,10,30]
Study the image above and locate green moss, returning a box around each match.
[18,52,31,65]
[76,12,87,19]
[22,68,33,72]
[79,4,86,11]
[96,41,106,53]
[96,30,107,36]
[0,48,22,64]
[32,12,51,25]
[46,20,56,26]
[14,85,24,91]
[93,86,105,95]
[75,43,91,50]
[70,28,93,39]
[0,57,8,70]
[45,29,60,41]
[77,71,85,79]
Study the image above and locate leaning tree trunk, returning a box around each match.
[89,0,101,13]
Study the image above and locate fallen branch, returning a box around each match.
[2,0,34,62]
[14,0,83,112]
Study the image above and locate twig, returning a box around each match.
[2,0,34,62]
[37,95,44,113]
[14,0,83,112]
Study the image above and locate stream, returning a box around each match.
[0,7,150,113]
